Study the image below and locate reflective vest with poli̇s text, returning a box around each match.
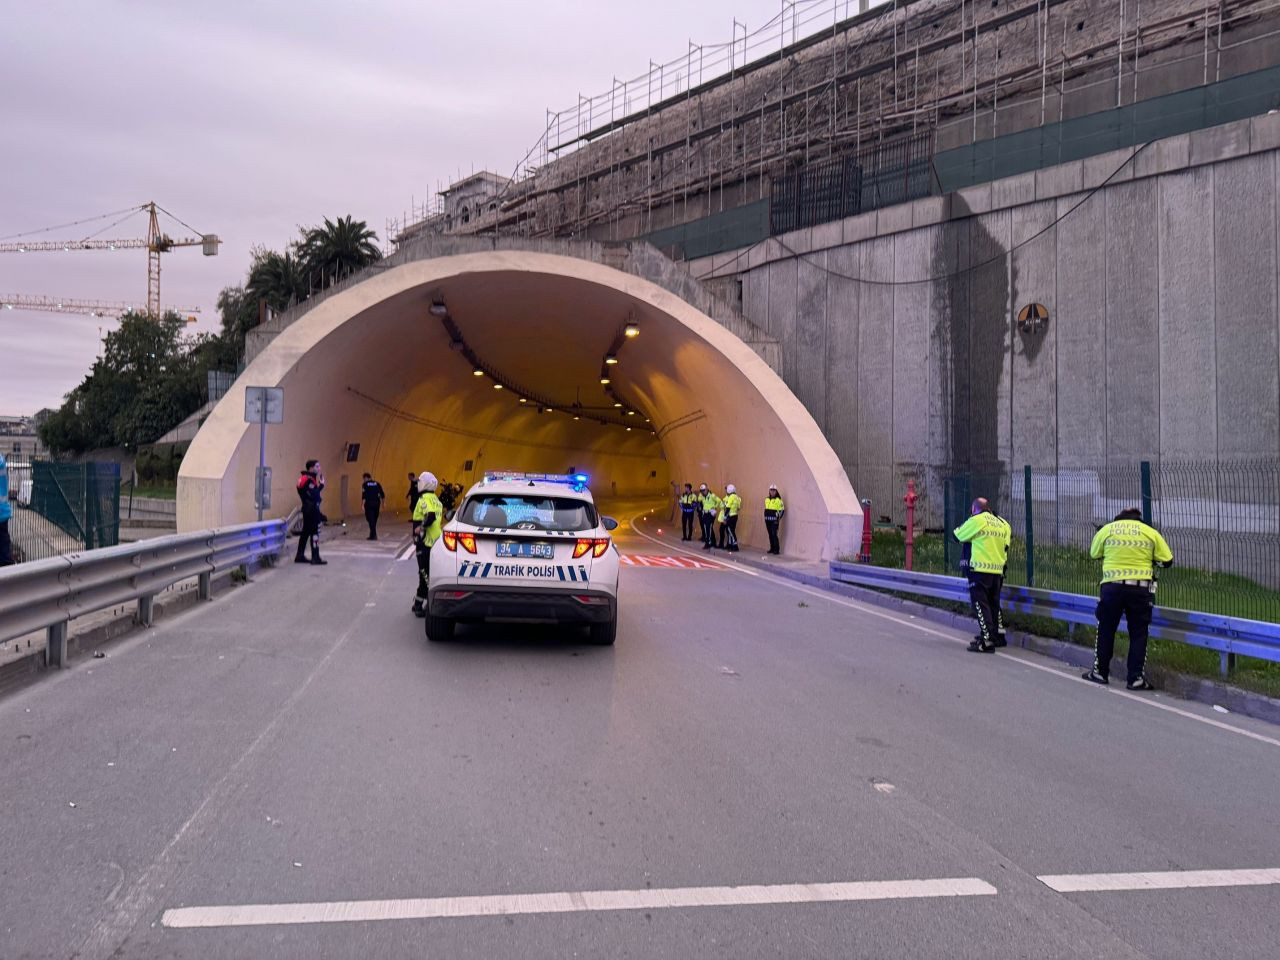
[1089,520,1173,584]
[679,493,698,513]
[764,495,785,521]
[413,492,444,546]
[701,492,722,514]
[952,511,1011,574]
[722,493,742,517]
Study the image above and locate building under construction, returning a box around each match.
[393,0,1280,249]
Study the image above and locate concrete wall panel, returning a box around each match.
[892,229,934,465]
[1054,192,1107,468]
[1104,179,1161,463]
[1010,201,1059,466]
[857,238,896,506]
[824,247,861,478]
[766,257,798,388]
[1157,166,1218,460]
[1215,153,1280,460]
[795,255,829,430]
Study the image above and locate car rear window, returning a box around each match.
[459,494,598,532]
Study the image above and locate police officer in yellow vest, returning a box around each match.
[953,497,1012,653]
[410,470,444,618]
[719,484,742,552]
[699,484,721,551]
[1082,507,1173,690]
[764,485,785,555]
[679,483,698,541]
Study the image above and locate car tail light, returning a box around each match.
[458,532,477,554]
[592,537,610,557]
[573,538,593,559]
[572,595,610,605]
[442,531,458,551]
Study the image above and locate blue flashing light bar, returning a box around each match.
[482,471,591,491]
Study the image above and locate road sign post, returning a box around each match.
[244,387,284,522]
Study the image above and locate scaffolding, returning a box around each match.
[393,0,1280,248]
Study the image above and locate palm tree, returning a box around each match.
[246,249,308,313]
[296,215,382,290]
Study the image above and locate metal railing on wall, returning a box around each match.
[0,519,287,668]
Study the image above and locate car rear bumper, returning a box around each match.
[428,584,616,623]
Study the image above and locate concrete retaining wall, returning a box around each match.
[688,114,1280,527]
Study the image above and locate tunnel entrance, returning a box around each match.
[179,245,860,560]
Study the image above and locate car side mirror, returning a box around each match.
[602,516,619,531]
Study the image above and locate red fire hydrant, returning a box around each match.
[858,498,873,563]
[904,478,918,571]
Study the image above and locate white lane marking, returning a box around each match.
[629,516,1280,750]
[1039,868,1280,893]
[162,877,997,928]
[396,544,416,562]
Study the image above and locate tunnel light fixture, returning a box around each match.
[613,402,623,408]
[624,323,640,338]
[599,376,611,385]
[627,410,636,416]
[429,301,449,317]
[519,397,528,403]
[473,368,484,377]
[626,427,632,432]
[604,354,618,365]
[492,383,503,390]
[573,415,581,420]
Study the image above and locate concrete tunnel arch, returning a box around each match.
[178,249,861,560]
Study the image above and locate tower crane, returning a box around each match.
[0,201,219,317]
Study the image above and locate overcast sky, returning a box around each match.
[0,0,885,414]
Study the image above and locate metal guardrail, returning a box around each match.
[0,520,286,667]
[829,561,1280,676]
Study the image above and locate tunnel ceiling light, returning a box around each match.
[613,402,623,408]
[518,397,528,404]
[604,354,618,365]
[627,410,636,416]
[573,415,581,420]
[626,427,632,432]
[493,383,503,390]
[473,368,484,377]
[599,376,611,385]
[624,323,640,338]
[429,301,449,317]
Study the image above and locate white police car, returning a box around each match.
[426,473,620,644]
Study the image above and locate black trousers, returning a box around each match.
[681,510,695,540]
[765,518,781,554]
[295,511,321,561]
[365,505,380,539]
[414,539,432,605]
[721,514,739,551]
[968,572,1004,644]
[1094,583,1154,682]
[0,520,12,566]
[700,512,715,546]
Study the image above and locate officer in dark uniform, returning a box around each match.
[361,472,386,540]
[294,459,328,565]
[679,483,697,541]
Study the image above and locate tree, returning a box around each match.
[38,311,227,455]
[296,215,381,290]
[246,248,308,312]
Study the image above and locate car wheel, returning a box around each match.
[588,616,617,646]
[426,615,455,642]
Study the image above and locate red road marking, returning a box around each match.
[619,555,725,570]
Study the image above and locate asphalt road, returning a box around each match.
[1,506,1278,959]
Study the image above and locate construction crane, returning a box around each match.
[0,295,199,320]
[0,201,219,316]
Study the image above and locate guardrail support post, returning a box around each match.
[198,572,212,601]
[47,623,67,668]
[1219,651,1236,677]
[138,594,154,627]
[1140,461,1153,525]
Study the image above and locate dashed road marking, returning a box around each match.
[1038,868,1280,893]
[161,877,998,928]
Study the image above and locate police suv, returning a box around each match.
[426,472,621,644]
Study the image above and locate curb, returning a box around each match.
[632,520,1280,728]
